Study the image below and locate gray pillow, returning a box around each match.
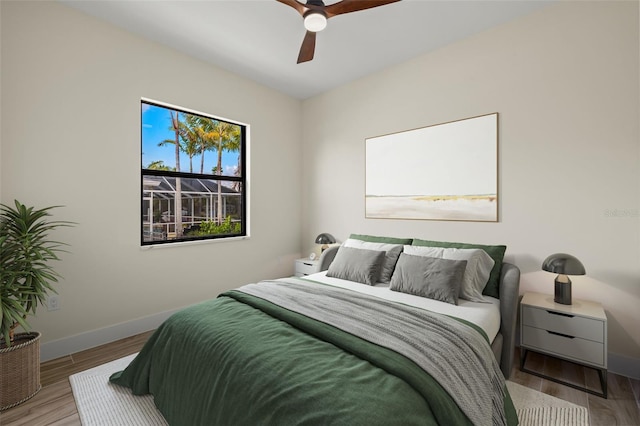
[343,239,403,283]
[389,253,467,305]
[326,246,386,285]
[403,246,494,303]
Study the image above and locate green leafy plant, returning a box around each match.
[186,216,240,237]
[0,201,74,347]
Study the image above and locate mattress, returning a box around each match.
[302,270,501,342]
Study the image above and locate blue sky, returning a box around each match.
[141,102,240,176]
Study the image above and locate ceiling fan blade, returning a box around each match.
[297,30,316,64]
[325,0,400,18]
[276,0,308,16]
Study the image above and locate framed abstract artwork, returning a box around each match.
[365,113,498,222]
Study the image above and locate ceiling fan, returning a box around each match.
[276,0,401,64]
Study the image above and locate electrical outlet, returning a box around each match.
[47,295,60,311]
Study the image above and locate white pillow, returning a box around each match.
[403,245,444,258]
[403,246,494,303]
[343,239,403,283]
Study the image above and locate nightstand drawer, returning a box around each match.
[295,259,320,277]
[522,305,604,343]
[522,325,605,367]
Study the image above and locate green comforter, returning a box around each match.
[110,281,518,426]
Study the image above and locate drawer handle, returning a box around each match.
[547,330,575,339]
[546,310,575,318]
[303,262,313,266]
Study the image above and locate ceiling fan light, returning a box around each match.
[304,12,327,32]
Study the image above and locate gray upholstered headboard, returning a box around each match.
[318,245,339,271]
[496,262,521,379]
[316,245,521,379]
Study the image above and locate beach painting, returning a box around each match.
[365,113,498,222]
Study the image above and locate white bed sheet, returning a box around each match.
[301,271,501,343]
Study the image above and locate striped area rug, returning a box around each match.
[70,355,589,426]
[69,354,167,425]
[506,381,589,426]
[516,406,589,426]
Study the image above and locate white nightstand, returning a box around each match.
[294,258,320,277]
[520,292,608,398]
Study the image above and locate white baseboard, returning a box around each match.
[608,352,640,380]
[40,308,180,362]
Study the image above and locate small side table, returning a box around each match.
[294,258,320,277]
[520,292,608,398]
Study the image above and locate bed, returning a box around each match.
[110,235,521,425]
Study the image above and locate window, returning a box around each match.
[141,99,247,245]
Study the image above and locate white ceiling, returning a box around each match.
[60,0,553,100]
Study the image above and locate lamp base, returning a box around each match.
[554,275,572,305]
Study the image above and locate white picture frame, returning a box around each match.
[365,113,498,222]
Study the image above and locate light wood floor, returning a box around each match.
[511,348,640,425]
[1,334,639,425]
[0,331,154,426]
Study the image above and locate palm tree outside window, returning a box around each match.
[141,99,247,245]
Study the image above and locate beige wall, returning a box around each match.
[1,2,303,349]
[301,1,639,375]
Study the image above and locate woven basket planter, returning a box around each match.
[0,332,42,411]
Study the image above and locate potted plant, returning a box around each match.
[0,200,73,411]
